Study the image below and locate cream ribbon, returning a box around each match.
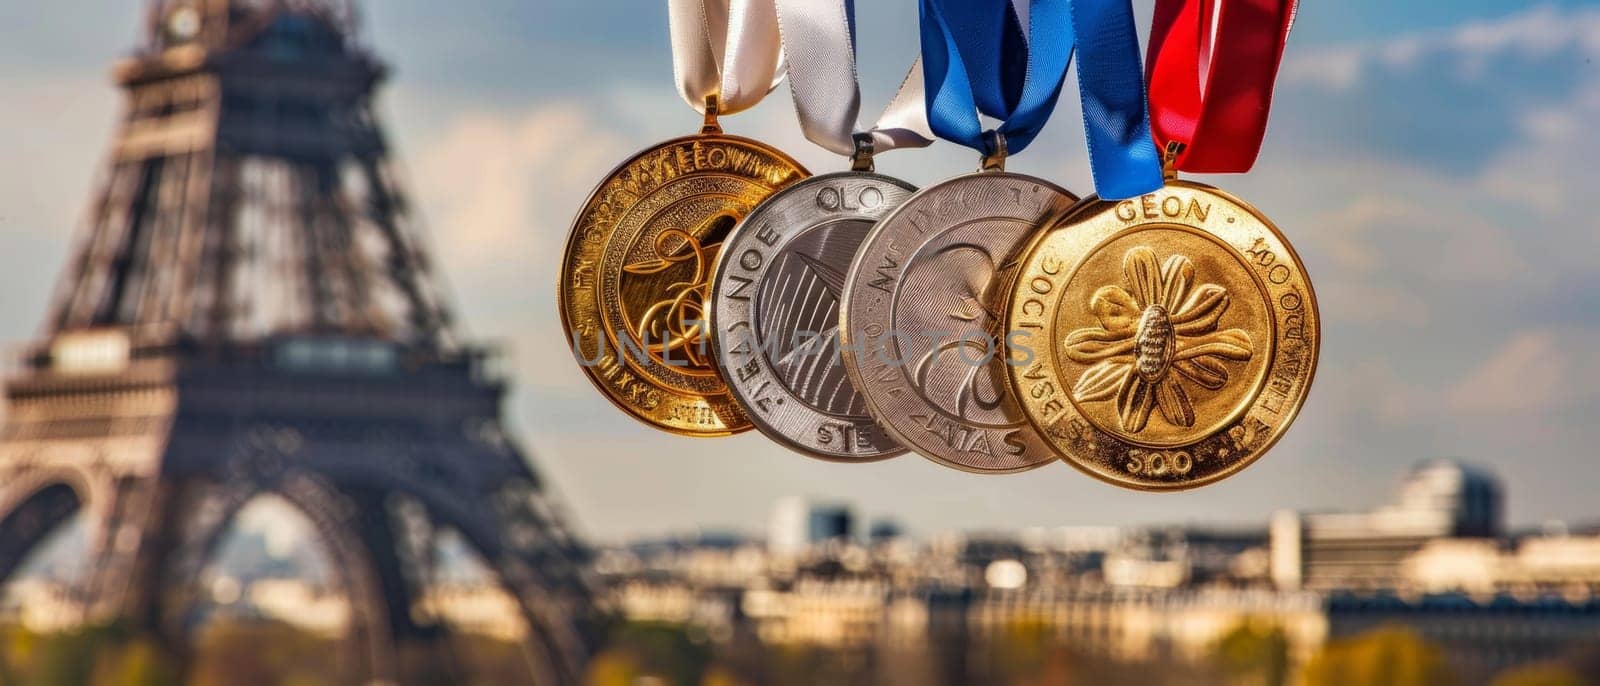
[773,0,934,158]
[669,0,787,115]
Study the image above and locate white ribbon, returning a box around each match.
[774,0,934,158]
[669,0,786,116]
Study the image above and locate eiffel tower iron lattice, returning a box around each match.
[0,1,598,682]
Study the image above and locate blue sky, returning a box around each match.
[1,1,1598,542]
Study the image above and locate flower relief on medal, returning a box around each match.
[1066,247,1254,433]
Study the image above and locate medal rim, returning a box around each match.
[558,131,810,437]
[1003,179,1321,491]
[839,170,1080,475]
[706,170,916,462]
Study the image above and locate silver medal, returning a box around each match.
[840,171,1078,473]
[709,172,915,461]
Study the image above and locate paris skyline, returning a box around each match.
[1,0,1597,541]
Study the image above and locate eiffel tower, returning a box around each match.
[0,0,596,682]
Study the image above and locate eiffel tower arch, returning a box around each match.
[0,1,597,682]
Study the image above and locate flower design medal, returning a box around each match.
[1004,0,1316,489]
[560,0,807,436]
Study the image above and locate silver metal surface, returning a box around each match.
[710,171,915,461]
[839,171,1078,473]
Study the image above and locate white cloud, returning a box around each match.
[1479,82,1600,225]
[413,102,630,271]
[1283,5,1600,90]
[1448,331,1577,415]
[1280,48,1364,90]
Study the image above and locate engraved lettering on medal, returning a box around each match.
[817,423,876,451]
[755,222,781,248]
[1247,239,1309,347]
[735,357,761,383]
[909,414,996,456]
[1018,255,1061,329]
[726,275,755,301]
[571,259,595,288]
[817,185,885,212]
[1246,237,1291,282]
[1281,291,1306,342]
[668,402,719,426]
[1124,448,1195,477]
[746,380,783,413]
[867,244,902,294]
[1121,195,1212,223]
[1117,200,1139,221]
[1022,362,1065,423]
[1001,431,1026,455]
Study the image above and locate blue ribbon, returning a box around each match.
[920,0,1163,199]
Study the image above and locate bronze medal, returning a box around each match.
[559,124,808,436]
[1004,180,1318,489]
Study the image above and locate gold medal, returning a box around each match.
[559,111,808,436]
[1004,180,1318,489]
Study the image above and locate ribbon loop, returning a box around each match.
[921,0,1161,199]
[1070,0,1164,198]
[775,0,933,158]
[920,0,1043,154]
[669,0,786,116]
[1148,0,1299,173]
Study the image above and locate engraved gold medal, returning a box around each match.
[560,126,807,436]
[998,0,1317,487]
[1003,180,1317,489]
[558,0,808,436]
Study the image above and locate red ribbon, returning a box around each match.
[1146,0,1298,173]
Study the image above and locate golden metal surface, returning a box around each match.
[1003,181,1318,490]
[559,133,808,436]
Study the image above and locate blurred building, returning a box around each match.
[1271,460,1503,590]
[769,497,855,556]
[868,518,905,545]
[970,587,1329,667]
[584,460,1600,684]
[0,579,86,634]
[1327,593,1600,682]
[743,579,888,647]
[1103,526,1268,589]
[245,579,350,638]
[416,583,529,641]
[1404,534,1600,596]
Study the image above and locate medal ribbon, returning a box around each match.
[1147,0,1299,173]
[921,0,1162,199]
[774,0,934,157]
[669,0,786,115]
